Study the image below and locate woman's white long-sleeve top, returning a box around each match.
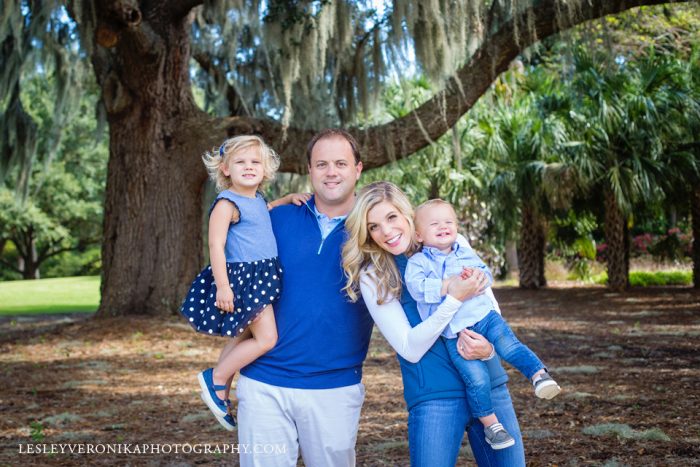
[359,269,462,363]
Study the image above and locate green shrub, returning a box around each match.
[592,272,608,285]
[592,271,691,286]
[629,271,691,286]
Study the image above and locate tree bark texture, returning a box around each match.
[692,185,700,288]
[537,220,548,287]
[89,0,682,316]
[504,239,519,280]
[517,202,546,289]
[604,188,629,291]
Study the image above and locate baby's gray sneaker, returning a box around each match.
[534,372,561,400]
[484,422,515,450]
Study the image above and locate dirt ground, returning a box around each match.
[1,285,699,466]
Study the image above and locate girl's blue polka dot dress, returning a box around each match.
[181,190,283,337]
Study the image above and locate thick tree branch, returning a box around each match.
[197,0,689,174]
[352,0,691,170]
[37,245,81,264]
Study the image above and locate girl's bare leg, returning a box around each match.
[218,329,253,396]
[215,329,251,400]
[212,306,277,400]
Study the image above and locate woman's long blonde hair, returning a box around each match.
[342,181,420,305]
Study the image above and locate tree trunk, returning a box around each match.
[692,185,700,288]
[92,8,217,316]
[604,188,629,291]
[28,238,40,279]
[17,231,40,280]
[518,202,545,289]
[537,220,548,287]
[668,205,677,228]
[504,239,519,280]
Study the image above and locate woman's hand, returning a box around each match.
[446,269,489,302]
[456,329,494,360]
[215,286,235,313]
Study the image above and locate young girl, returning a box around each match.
[181,135,306,431]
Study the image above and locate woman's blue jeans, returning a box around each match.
[408,384,525,467]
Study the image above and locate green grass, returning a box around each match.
[592,270,692,286]
[0,276,99,315]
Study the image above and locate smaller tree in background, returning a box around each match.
[475,67,574,289]
[0,75,106,280]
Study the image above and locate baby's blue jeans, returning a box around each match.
[444,310,545,418]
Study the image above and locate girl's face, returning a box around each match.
[366,200,412,255]
[223,147,264,193]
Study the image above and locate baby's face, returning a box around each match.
[415,204,458,251]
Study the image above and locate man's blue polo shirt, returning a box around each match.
[241,197,374,389]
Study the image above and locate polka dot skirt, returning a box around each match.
[180,257,283,337]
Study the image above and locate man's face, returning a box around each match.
[308,136,362,209]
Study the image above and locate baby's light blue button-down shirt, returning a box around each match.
[405,241,495,337]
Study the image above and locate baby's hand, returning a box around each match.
[215,286,235,313]
[460,267,474,280]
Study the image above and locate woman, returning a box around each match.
[342,181,526,466]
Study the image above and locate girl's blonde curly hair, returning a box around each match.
[202,135,280,192]
[342,181,420,305]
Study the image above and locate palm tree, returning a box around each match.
[569,49,687,291]
[475,69,572,288]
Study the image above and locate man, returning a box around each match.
[237,129,373,466]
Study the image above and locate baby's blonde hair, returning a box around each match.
[342,181,420,305]
[414,198,456,228]
[202,135,280,192]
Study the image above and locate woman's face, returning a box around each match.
[366,200,412,255]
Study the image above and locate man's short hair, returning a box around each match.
[306,129,361,165]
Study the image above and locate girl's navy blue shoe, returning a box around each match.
[215,399,237,431]
[198,368,228,418]
[215,412,237,431]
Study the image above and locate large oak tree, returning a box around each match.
[4,0,691,315]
